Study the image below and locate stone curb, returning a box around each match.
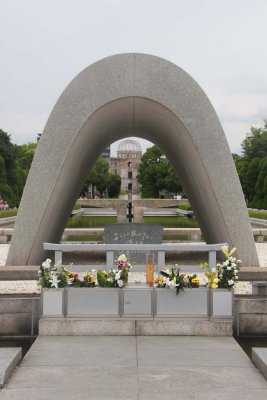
[0,348,22,387]
[252,347,267,380]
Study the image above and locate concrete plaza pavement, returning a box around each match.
[0,335,267,399]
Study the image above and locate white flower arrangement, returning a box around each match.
[154,265,188,295]
[97,254,133,288]
[38,259,71,288]
[200,246,241,289]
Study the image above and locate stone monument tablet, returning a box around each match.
[104,223,163,264]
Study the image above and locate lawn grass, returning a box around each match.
[67,216,116,228]
[168,204,193,211]
[176,204,192,211]
[66,215,199,229]
[0,209,17,218]
[249,210,267,220]
[144,216,199,228]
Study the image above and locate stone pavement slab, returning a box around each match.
[0,348,21,388]
[137,336,252,367]
[0,336,267,399]
[6,365,138,390]
[139,388,267,400]
[138,365,266,391]
[252,347,267,379]
[21,336,137,367]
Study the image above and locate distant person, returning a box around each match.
[0,199,9,210]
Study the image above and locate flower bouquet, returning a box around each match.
[97,254,133,288]
[185,274,200,288]
[154,265,188,295]
[200,245,241,289]
[67,270,96,287]
[38,259,71,288]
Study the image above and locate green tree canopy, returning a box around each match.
[0,130,22,207]
[17,142,37,173]
[0,155,12,202]
[241,122,267,160]
[137,145,182,198]
[82,156,121,198]
[254,156,267,209]
[107,174,121,198]
[87,157,109,197]
[0,129,37,207]
[234,120,267,208]
[0,129,15,168]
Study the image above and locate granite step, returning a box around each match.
[252,347,267,379]
[0,348,22,387]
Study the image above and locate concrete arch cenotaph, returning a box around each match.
[7,53,259,267]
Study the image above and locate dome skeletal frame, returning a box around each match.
[117,139,142,153]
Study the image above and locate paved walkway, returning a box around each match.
[0,336,267,399]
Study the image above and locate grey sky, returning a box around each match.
[1,0,267,155]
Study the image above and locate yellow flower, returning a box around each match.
[118,254,127,262]
[154,276,166,286]
[221,245,237,258]
[200,262,209,270]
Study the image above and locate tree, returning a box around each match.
[0,130,38,207]
[81,157,121,198]
[107,174,121,198]
[16,142,37,174]
[246,158,261,204]
[0,129,15,169]
[234,120,267,208]
[0,130,23,207]
[241,122,267,160]
[0,155,12,202]
[234,154,249,200]
[253,156,267,209]
[137,145,182,198]
[86,157,109,197]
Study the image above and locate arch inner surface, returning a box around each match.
[6,53,258,267]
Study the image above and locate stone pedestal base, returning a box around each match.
[39,317,233,336]
[252,281,267,295]
[0,235,8,243]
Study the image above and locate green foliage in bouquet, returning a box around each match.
[39,259,70,288]
[186,274,200,288]
[67,271,96,287]
[97,268,128,288]
[155,265,188,295]
[97,270,115,287]
[200,246,241,289]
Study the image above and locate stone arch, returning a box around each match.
[7,53,259,266]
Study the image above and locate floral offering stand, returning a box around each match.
[39,247,238,336]
[42,286,233,319]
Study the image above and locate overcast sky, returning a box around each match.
[1,0,267,156]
